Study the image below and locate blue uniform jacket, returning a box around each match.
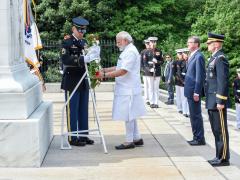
[184,50,206,99]
[205,50,229,109]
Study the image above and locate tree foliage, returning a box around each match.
[36,0,205,51]
[191,0,240,106]
[36,0,240,105]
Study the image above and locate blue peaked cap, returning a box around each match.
[72,17,89,27]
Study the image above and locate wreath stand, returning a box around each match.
[60,62,108,154]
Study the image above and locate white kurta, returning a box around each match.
[112,43,147,121]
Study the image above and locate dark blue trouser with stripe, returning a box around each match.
[65,89,89,142]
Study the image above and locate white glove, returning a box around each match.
[150,68,154,72]
[152,58,157,63]
[84,45,100,63]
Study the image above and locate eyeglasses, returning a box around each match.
[77,28,87,34]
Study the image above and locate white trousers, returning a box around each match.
[125,119,141,142]
[143,76,149,102]
[236,103,240,128]
[181,88,189,115]
[175,85,183,111]
[147,76,160,105]
[176,86,189,114]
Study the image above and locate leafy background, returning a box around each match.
[35,0,240,106]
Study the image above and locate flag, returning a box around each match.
[23,0,45,90]
[24,0,42,67]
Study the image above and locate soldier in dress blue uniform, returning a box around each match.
[146,37,164,108]
[61,17,99,146]
[233,68,240,129]
[141,39,151,105]
[206,32,230,166]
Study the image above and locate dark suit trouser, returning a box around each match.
[208,109,230,160]
[167,82,174,102]
[65,89,89,142]
[187,98,205,141]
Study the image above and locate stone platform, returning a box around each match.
[0,83,240,179]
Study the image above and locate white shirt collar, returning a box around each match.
[190,48,199,57]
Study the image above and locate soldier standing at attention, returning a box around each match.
[147,37,164,108]
[181,48,190,117]
[206,32,230,166]
[174,49,185,114]
[233,68,240,130]
[141,39,151,105]
[61,17,100,146]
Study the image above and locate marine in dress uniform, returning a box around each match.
[146,37,164,108]
[206,32,230,166]
[141,39,151,105]
[61,17,97,146]
[173,49,185,113]
[181,48,190,117]
[233,69,240,129]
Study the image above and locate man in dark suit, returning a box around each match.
[61,17,99,146]
[206,33,230,166]
[184,36,206,146]
[163,54,174,105]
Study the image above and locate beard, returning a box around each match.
[119,45,126,52]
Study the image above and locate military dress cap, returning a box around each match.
[143,39,150,44]
[181,48,189,53]
[72,17,89,27]
[176,48,188,53]
[207,32,225,43]
[148,37,158,41]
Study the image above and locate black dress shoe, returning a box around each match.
[207,157,219,164]
[165,101,174,105]
[209,158,230,167]
[187,139,206,146]
[79,137,94,145]
[69,139,86,146]
[154,104,159,108]
[178,111,183,114]
[115,143,135,150]
[146,102,150,105]
[133,139,144,146]
[150,104,155,108]
[183,114,189,118]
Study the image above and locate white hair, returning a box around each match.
[116,31,133,43]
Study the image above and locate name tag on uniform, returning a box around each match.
[237,90,240,92]
[181,73,186,75]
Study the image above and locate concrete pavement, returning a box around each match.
[1,83,240,180]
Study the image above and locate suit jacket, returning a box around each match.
[205,50,229,109]
[164,60,174,83]
[184,50,206,99]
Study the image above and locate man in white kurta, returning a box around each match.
[96,31,146,150]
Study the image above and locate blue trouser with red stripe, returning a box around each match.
[65,89,89,142]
